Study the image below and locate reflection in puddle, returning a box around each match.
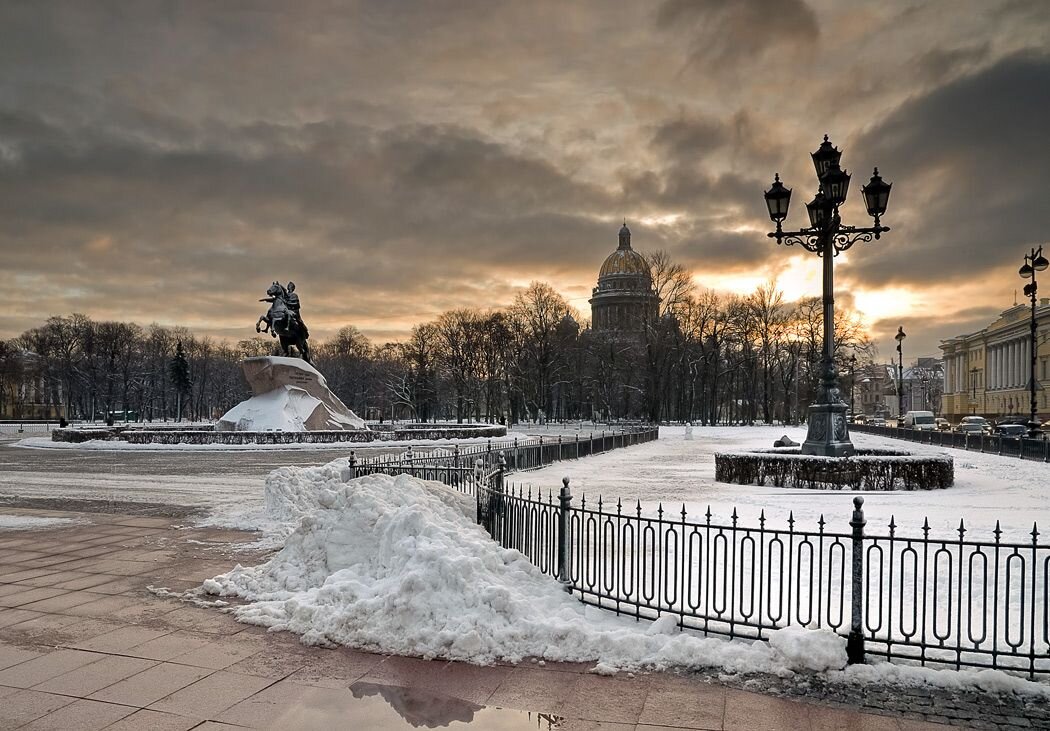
[269,679,564,729]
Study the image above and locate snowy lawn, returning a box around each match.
[522,425,1050,541]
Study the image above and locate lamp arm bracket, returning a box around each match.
[767,229,822,253]
[830,224,892,254]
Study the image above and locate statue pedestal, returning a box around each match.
[217,356,366,432]
[801,402,855,457]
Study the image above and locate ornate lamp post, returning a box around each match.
[1018,246,1048,435]
[764,136,891,456]
[970,366,979,415]
[895,326,906,423]
[848,353,857,420]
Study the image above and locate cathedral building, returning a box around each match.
[589,223,660,334]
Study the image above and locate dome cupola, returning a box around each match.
[589,220,660,335]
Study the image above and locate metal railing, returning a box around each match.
[851,423,1050,461]
[345,427,660,481]
[351,425,1049,680]
[481,484,1049,679]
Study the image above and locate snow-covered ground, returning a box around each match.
[523,425,1050,541]
[197,469,1049,696]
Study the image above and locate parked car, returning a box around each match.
[902,410,936,431]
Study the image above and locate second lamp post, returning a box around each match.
[1019,246,1048,434]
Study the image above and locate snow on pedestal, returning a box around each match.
[217,356,365,432]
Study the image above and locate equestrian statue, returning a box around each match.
[256,281,311,362]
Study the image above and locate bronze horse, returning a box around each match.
[256,282,311,362]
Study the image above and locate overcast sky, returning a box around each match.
[2,0,1049,359]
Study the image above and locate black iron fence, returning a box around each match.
[481,483,1049,679]
[345,427,660,480]
[851,423,1050,460]
[350,426,1049,680]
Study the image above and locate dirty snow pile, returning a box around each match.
[0,514,82,531]
[203,470,844,675]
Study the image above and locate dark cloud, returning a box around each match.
[844,52,1050,290]
[655,0,818,70]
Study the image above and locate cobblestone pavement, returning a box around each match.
[687,668,1050,730]
[0,507,1041,730]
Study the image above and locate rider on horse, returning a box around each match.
[259,282,309,339]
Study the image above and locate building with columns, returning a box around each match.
[940,300,1050,423]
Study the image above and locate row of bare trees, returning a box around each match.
[1,261,874,424]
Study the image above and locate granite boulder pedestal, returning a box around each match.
[217,356,366,432]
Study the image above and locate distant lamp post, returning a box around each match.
[970,366,979,415]
[764,136,891,456]
[1019,245,1048,435]
[848,353,857,420]
[895,326,906,422]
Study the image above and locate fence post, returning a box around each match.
[558,477,573,593]
[847,496,866,665]
[575,433,580,459]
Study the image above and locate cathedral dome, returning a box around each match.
[589,221,660,335]
[598,247,652,279]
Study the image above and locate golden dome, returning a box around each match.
[599,248,651,278]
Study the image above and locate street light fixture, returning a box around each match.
[970,366,979,415]
[765,135,892,456]
[1018,245,1048,435]
[848,353,857,420]
[895,326,906,423]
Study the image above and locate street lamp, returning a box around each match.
[970,366,979,415]
[764,135,891,456]
[1019,245,1048,435]
[895,326,906,423]
[848,353,857,420]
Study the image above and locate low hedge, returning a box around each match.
[714,448,954,490]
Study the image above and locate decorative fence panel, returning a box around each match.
[355,424,1048,680]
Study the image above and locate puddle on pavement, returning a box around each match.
[268,680,564,729]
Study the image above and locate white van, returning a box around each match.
[902,410,936,431]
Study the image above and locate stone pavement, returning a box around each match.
[0,506,1037,730]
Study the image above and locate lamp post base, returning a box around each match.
[802,401,855,457]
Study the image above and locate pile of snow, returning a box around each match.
[203,471,838,675]
[0,514,82,531]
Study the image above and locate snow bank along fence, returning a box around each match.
[355,430,1047,680]
[851,422,1050,460]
